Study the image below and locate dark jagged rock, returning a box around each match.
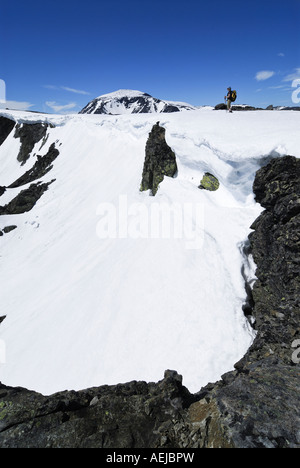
[0,156,299,448]
[8,143,59,188]
[248,156,300,357]
[0,122,59,219]
[0,224,17,236]
[252,155,300,211]
[280,106,300,111]
[0,117,15,146]
[0,370,198,448]
[140,122,177,195]
[232,105,260,111]
[214,104,299,112]
[0,181,55,215]
[14,122,49,165]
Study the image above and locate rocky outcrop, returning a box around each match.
[0,371,197,448]
[214,103,300,111]
[140,122,177,195]
[8,143,59,188]
[0,181,55,216]
[280,106,300,111]
[0,119,58,226]
[214,103,260,111]
[248,156,300,360]
[0,155,299,448]
[0,117,15,146]
[14,122,49,165]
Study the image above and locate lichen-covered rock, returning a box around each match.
[252,155,300,210]
[186,358,300,448]
[199,172,220,191]
[140,122,177,195]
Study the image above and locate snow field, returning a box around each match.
[0,108,300,395]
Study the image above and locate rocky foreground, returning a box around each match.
[0,152,299,448]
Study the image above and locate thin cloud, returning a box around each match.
[282,68,300,82]
[278,53,285,57]
[255,70,275,81]
[43,85,90,95]
[268,85,285,89]
[61,86,91,95]
[45,101,77,113]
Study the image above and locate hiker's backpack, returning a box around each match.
[231,90,237,102]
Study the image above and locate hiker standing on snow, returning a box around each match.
[225,87,233,113]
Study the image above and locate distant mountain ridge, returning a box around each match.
[79,89,197,115]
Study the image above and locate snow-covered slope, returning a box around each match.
[79,89,197,114]
[0,108,300,396]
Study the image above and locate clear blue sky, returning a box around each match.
[1,0,300,113]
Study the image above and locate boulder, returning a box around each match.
[214,103,227,110]
[198,172,220,191]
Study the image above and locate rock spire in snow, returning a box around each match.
[140,122,177,196]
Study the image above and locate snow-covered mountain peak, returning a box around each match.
[79,89,197,115]
[96,89,149,100]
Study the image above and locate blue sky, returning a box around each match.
[1,0,300,113]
